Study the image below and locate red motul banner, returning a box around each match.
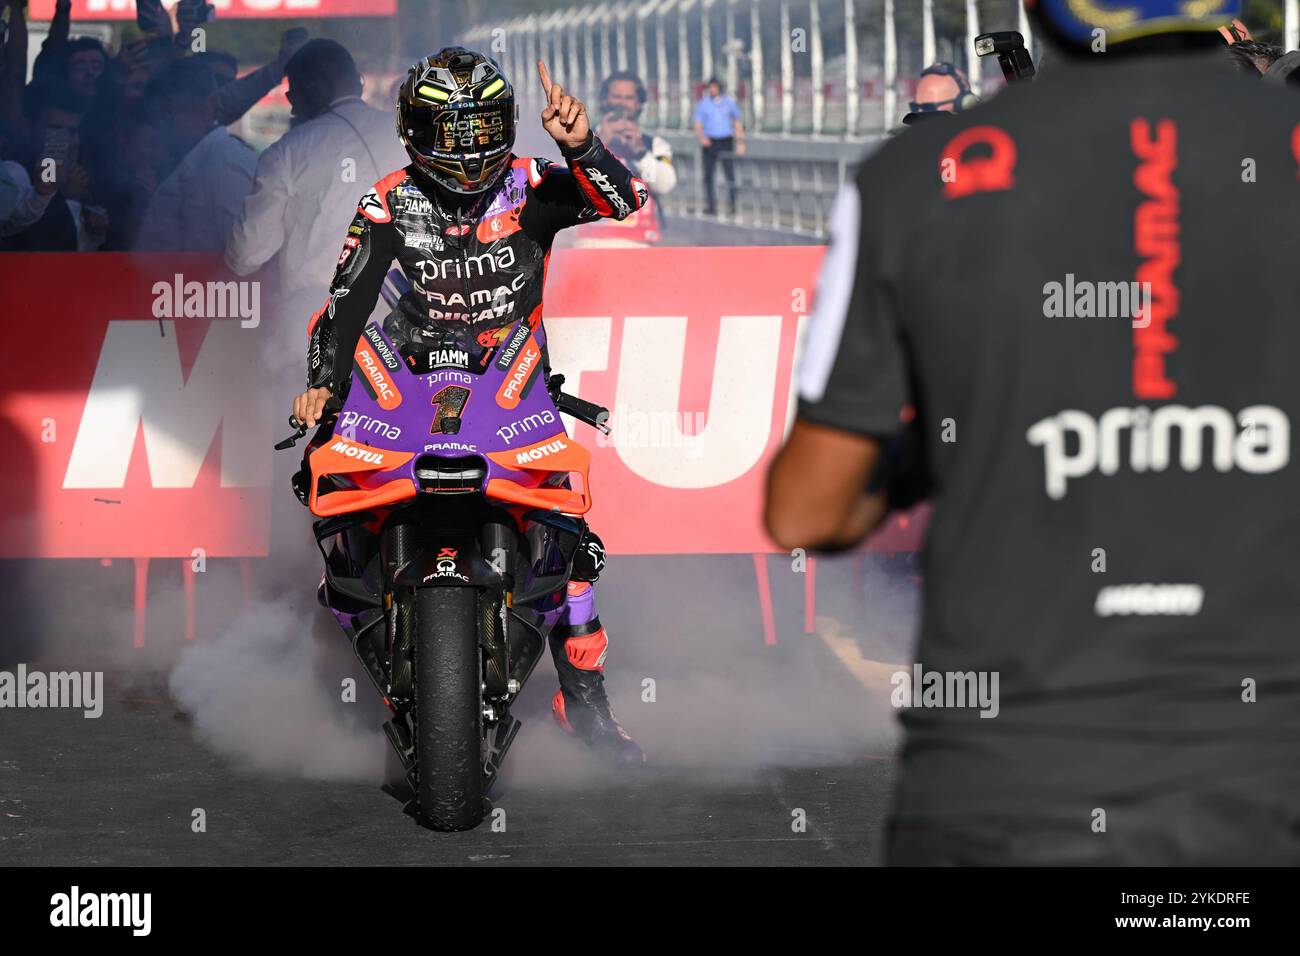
[0,251,925,558]
[28,0,394,21]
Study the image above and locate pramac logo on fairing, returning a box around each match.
[496,340,541,410]
[354,339,402,410]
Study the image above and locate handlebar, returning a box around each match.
[275,395,342,450]
[548,374,610,435]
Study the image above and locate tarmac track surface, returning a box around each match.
[1,554,914,866]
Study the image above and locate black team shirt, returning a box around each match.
[797,50,1300,821]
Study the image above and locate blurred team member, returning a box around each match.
[767,0,1300,864]
[134,58,254,251]
[226,39,407,305]
[575,70,675,247]
[693,77,743,216]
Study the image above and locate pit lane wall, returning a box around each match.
[0,249,925,558]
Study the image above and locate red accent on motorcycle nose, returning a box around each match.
[564,628,608,672]
[551,690,574,733]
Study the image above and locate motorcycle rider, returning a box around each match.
[291,48,647,766]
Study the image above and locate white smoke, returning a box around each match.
[168,597,387,782]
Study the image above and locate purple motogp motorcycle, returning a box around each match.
[278,308,608,831]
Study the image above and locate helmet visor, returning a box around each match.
[404,102,513,161]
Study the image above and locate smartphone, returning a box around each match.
[135,0,168,34]
[42,126,72,170]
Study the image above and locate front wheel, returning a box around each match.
[414,587,484,830]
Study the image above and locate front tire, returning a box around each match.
[414,587,483,831]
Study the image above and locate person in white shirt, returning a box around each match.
[225,40,408,303]
[0,160,55,239]
[135,58,255,252]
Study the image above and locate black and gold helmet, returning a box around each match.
[397,47,516,195]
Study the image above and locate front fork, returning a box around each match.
[378,511,547,790]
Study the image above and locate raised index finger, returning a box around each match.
[537,60,554,96]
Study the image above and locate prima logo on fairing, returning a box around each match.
[1027,404,1290,500]
[339,411,401,441]
[515,436,569,466]
[426,371,473,387]
[497,409,555,444]
[329,439,387,466]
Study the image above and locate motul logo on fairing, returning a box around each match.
[329,440,387,465]
[1026,403,1290,500]
[515,437,568,466]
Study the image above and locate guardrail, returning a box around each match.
[459,0,1039,139]
[454,0,999,239]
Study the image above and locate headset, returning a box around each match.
[909,61,981,114]
[1264,50,1300,87]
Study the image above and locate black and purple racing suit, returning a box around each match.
[306,132,646,395]
[305,131,645,736]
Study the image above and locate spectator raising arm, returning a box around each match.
[211,29,308,128]
[1,0,28,131]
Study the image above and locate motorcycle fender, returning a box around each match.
[392,535,501,589]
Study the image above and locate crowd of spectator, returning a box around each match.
[0,0,304,252]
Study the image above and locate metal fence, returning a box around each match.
[460,0,1030,140]
[459,0,1300,239]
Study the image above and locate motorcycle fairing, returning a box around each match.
[306,311,589,518]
